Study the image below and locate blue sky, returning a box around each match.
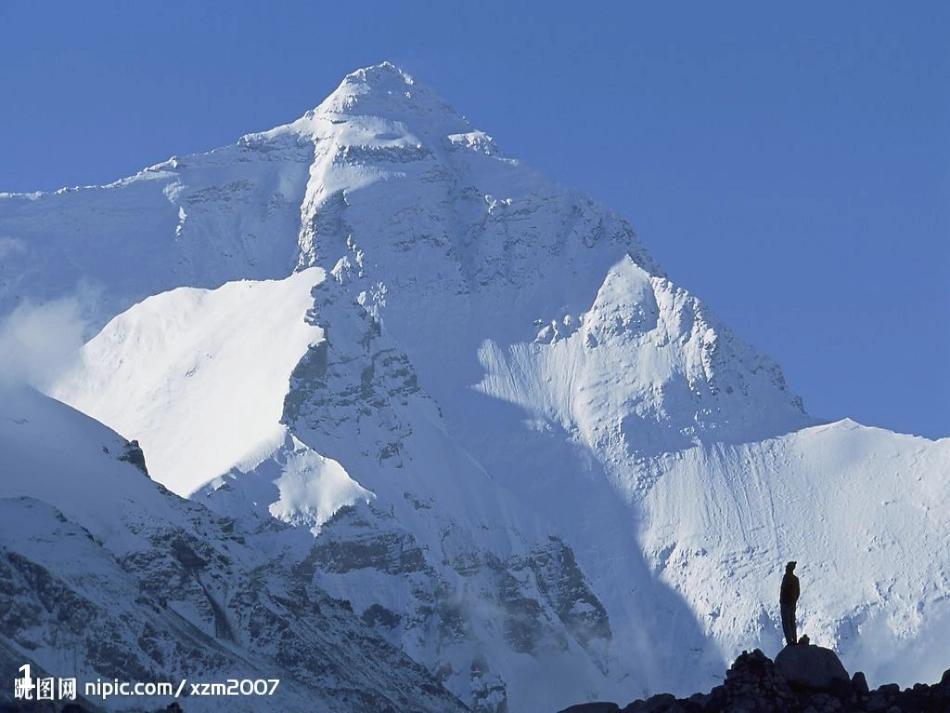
[1,1,947,438]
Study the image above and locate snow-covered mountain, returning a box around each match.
[0,386,467,712]
[2,63,948,711]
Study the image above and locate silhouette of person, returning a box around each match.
[780,561,800,646]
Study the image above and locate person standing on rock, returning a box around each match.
[780,561,800,646]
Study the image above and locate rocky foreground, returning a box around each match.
[560,643,950,713]
[3,643,949,712]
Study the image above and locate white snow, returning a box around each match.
[2,61,948,710]
[49,268,325,495]
[269,436,375,534]
[0,386,190,550]
[0,387,467,713]
[639,421,950,682]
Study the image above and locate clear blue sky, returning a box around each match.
[1,1,947,438]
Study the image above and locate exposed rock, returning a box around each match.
[118,438,149,476]
[774,643,851,694]
[567,647,950,713]
[621,692,682,712]
[470,654,509,713]
[0,491,468,713]
[715,648,797,712]
[529,536,612,649]
[559,703,621,713]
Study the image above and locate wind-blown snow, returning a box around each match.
[0,294,90,391]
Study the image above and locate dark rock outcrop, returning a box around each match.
[774,643,850,694]
[560,704,621,713]
[560,644,950,713]
[118,438,149,476]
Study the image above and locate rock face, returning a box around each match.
[118,438,149,476]
[0,388,468,713]
[774,644,850,693]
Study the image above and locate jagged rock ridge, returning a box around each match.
[560,644,950,713]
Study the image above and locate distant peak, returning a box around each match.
[318,61,426,116]
[306,62,469,137]
[342,61,415,90]
[243,63,479,152]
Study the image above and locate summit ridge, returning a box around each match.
[251,61,475,148]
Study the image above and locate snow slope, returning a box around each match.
[50,267,327,495]
[0,386,467,712]
[51,266,639,712]
[640,422,950,685]
[3,62,949,710]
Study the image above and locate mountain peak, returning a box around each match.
[298,62,470,139]
[343,61,415,89]
[240,62,478,153]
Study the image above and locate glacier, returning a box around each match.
[1,62,948,712]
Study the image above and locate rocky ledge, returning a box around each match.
[560,643,950,713]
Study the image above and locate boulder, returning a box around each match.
[559,704,620,713]
[774,643,850,694]
[621,693,677,712]
[852,670,870,696]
